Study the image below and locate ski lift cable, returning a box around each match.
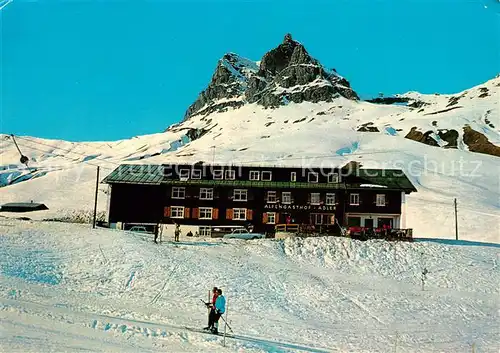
[12,134,401,167]
[13,135,124,168]
[12,139,115,171]
[17,133,472,171]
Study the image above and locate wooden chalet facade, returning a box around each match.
[102,163,417,236]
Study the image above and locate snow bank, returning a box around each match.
[1,220,498,352]
[282,236,500,293]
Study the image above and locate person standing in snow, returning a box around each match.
[174,223,181,242]
[204,287,219,331]
[211,288,226,334]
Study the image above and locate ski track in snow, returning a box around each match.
[1,220,499,352]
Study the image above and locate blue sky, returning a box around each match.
[1,0,499,141]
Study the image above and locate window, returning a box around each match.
[191,169,202,179]
[225,170,236,180]
[199,207,213,220]
[267,212,276,224]
[233,208,247,220]
[350,193,360,205]
[310,193,320,205]
[290,172,297,182]
[262,171,272,181]
[328,173,339,183]
[378,217,393,228]
[199,226,211,237]
[171,206,184,219]
[267,191,277,203]
[326,193,335,205]
[348,216,361,226]
[249,171,260,181]
[311,213,325,225]
[376,194,386,206]
[282,192,291,204]
[308,172,318,183]
[233,189,248,201]
[213,169,223,180]
[199,188,213,200]
[179,169,190,179]
[172,187,185,199]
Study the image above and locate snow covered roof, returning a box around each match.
[1,202,48,212]
[359,184,388,188]
[101,164,164,185]
[102,164,417,192]
[355,169,417,192]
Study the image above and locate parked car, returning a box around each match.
[128,226,150,233]
[223,228,265,240]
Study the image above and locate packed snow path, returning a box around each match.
[0,219,499,352]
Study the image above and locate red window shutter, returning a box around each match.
[213,208,219,220]
[226,209,233,220]
[184,207,190,219]
[164,206,171,217]
[247,209,253,220]
[192,208,199,219]
[262,213,268,224]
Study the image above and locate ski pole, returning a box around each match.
[218,312,233,333]
[200,298,210,307]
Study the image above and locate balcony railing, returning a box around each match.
[273,223,413,242]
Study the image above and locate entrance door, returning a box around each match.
[364,218,374,228]
[310,214,323,225]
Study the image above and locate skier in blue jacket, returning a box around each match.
[212,288,226,334]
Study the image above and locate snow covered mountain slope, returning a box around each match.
[1,219,499,352]
[1,36,499,243]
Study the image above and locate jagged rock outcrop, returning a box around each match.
[183,53,258,120]
[184,34,359,120]
[405,127,439,147]
[185,128,209,141]
[437,129,458,148]
[405,127,460,149]
[357,122,380,132]
[366,95,429,110]
[248,34,358,108]
[463,125,500,157]
[405,126,459,148]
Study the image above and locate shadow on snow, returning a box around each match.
[414,238,500,248]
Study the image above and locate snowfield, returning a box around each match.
[1,219,499,352]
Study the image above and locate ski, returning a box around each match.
[183,326,234,338]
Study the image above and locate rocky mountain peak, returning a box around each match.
[258,33,305,79]
[183,34,359,120]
